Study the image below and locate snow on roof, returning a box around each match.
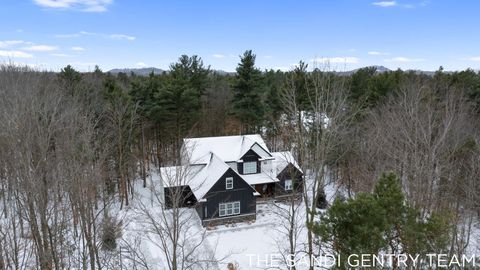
[159,164,204,188]
[272,151,303,174]
[160,152,237,199]
[183,134,271,164]
[241,172,279,185]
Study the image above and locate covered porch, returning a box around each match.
[253,182,276,198]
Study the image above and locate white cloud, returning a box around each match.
[51,53,72,57]
[373,1,429,8]
[71,46,85,51]
[0,50,34,58]
[109,34,136,41]
[0,40,31,48]
[33,0,113,12]
[55,31,97,38]
[136,62,147,67]
[372,1,397,7]
[55,31,136,40]
[384,56,425,62]
[467,56,480,62]
[420,1,430,7]
[212,54,225,58]
[56,31,135,41]
[67,61,98,67]
[368,51,389,56]
[23,45,58,52]
[310,57,360,64]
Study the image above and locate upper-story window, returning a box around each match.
[226,177,233,189]
[243,161,257,174]
[285,179,293,191]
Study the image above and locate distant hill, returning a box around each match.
[335,65,391,76]
[107,67,238,76]
[106,65,467,77]
[107,67,166,76]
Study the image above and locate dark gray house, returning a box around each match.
[160,135,303,226]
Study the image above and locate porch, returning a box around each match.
[253,183,276,198]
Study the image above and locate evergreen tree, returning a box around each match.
[451,69,480,109]
[315,193,387,267]
[292,60,309,110]
[264,69,284,148]
[129,72,163,121]
[315,172,451,269]
[156,55,210,154]
[232,50,265,133]
[349,66,376,104]
[58,64,82,95]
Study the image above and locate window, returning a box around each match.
[243,161,257,174]
[219,201,240,217]
[226,177,233,189]
[285,179,293,191]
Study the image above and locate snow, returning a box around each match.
[241,172,278,185]
[158,152,251,199]
[118,170,341,269]
[206,203,301,269]
[119,166,480,270]
[183,134,271,164]
[272,151,303,174]
[160,135,303,200]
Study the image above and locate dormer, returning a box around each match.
[238,149,261,174]
[237,143,275,174]
[182,135,274,171]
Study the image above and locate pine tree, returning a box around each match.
[293,60,309,111]
[232,50,265,133]
[314,193,387,266]
[154,55,210,155]
[264,69,284,149]
[315,172,451,268]
[59,64,82,95]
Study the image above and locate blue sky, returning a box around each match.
[1,0,479,72]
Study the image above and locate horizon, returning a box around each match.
[1,0,480,72]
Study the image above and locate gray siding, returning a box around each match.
[202,168,256,220]
[275,163,304,196]
[238,149,261,174]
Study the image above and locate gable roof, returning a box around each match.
[183,134,272,164]
[160,152,254,199]
[272,151,303,175]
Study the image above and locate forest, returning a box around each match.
[1,49,480,269]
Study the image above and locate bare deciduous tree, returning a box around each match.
[280,63,355,269]
[134,148,222,270]
[353,76,480,255]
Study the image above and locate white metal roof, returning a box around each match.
[272,151,303,174]
[160,152,246,199]
[241,172,279,185]
[183,134,272,165]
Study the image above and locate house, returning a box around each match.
[159,134,303,226]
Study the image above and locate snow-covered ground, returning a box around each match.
[116,171,480,270]
[207,203,299,269]
[115,169,340,270]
